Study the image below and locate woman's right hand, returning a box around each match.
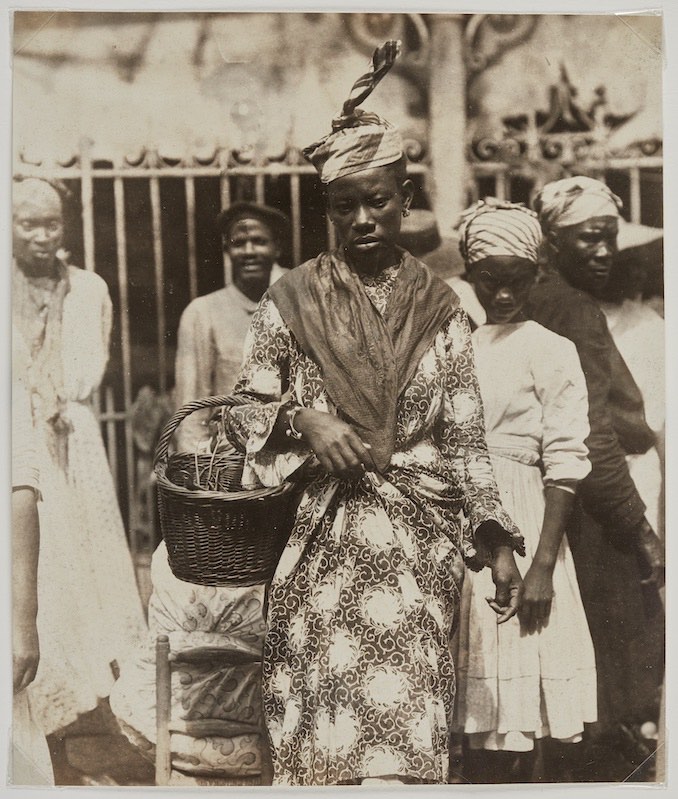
[633,518,665,588]
[13,620,40,694]
[487,545,523,624]
[294,409,377,479]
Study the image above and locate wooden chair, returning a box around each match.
[154,634,274,786]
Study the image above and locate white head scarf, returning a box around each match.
[535,176,622,231]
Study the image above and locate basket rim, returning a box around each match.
[154,394,249,470]
[155,462,296,503]
[168,448,241,462]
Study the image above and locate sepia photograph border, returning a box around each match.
[1,1,675,797]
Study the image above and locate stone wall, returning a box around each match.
[13,12,662,164]
[468,13,662,143]
[13,12,424,164]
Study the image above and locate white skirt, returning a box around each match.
[454,452,597,751]
[11,691,54,785]
[26,402,147,734]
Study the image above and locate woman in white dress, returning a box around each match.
[12,178,147,776]
[453,199,597,782]
[11,332,54,786]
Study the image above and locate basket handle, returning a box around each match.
[153,394,248,469]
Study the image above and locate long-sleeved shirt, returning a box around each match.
[525,269,653,534]
[174,265,287,451]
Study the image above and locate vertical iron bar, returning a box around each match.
[113,177,137,557]
[630,166,642,224]
[469,174,480,204]
[220,174,231,284]
[255,172,265,204]
[184,176,198,301]
[290,173,301,266]
[149,177,167,395]
[79,140,96,272]
[104,385,118,486]
[80,142,101,411]
[495,169,508,201]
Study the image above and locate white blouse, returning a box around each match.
[471,320,591,486]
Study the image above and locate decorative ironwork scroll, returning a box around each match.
[469,64,662,167]
[464,15,539,78]
[344,12,430,123]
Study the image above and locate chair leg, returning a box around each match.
[155,634,172,786]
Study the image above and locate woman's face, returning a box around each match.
[468,256,537,324]
[327,166,413,272]
[13,188,63,274]
[550,215,619,298]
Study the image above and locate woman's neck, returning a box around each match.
[486,309,528,325]
[16,257,60,280]
[343,246,400,278]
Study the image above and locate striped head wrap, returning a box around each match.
[456,198,542,266]
[303,40,403,184]
[535,176,622,232]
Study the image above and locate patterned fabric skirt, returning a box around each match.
[455,452,597,751]
[110,542,267,777]
[262,477,464,786]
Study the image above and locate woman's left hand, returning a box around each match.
[486,546,523,624]
[518,562,554,634]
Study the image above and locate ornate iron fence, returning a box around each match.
[14,142,662,560]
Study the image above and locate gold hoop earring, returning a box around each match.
[402,208,410,217]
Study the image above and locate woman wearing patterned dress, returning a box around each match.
[220,42,523,786]
[453,200,597,782]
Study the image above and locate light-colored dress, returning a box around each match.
[11,333,54,785]
[13,261,147,735]
[600,298,664,536]
[455,320,597,751]
[224,264,521,785]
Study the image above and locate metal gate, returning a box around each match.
[14,143,430,559]
[14,143,662,561]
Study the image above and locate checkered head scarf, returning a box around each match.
[457,198,543,265]
[303,40,404,184]
[535,176,622,232]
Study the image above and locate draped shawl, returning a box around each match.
[268,249,459,472]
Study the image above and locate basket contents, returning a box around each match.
[166,448,244,493]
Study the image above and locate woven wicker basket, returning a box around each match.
[154,395,298,586]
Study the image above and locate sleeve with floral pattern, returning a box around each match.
[435,308,523,566]
[223,293,313,489]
